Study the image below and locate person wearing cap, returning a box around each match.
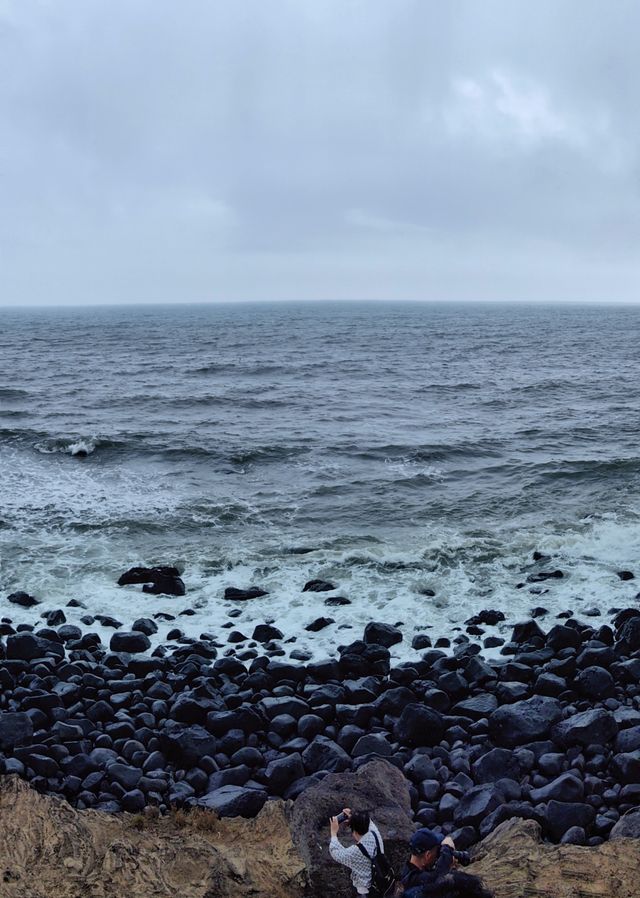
[400,828,456,894]
[400,829,493,898]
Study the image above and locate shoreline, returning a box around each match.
[0,586,639,848]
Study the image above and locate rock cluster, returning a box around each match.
[1,600,640,848]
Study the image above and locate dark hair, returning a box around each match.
[349,810,370,836]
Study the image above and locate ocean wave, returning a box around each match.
[34,437,125,457]
[0,387,30,399]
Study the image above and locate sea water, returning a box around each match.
[1,300,640,661]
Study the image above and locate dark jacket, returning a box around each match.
[400,845,455,893]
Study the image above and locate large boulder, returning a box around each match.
[543,801,595,842]
[109,631,151,653]
[118,565,186,596]
[291,760,413,898]
[301,737,351,774]
[453,785,503,827]
[0,712,33,750]
[363,622,402,648]
[393,704,445,747]
[529,773,584,804]
[610,809,640,840]
[489,696,562,748]
[552,708,617,748]
[159,722,218,767]
[197,785,267,818]
[617,616,640,652]
[472,748,521,784]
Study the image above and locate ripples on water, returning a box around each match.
[1,301,640,659]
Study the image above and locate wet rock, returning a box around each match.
[527,570,564,583]
[302,580,336,593]
[131,618,158,636]
[42,609,66,626]
[465,610,505,626]
[363,622,402,648]
[412,634,432,650]
[7,591,40,608]
[109,631,151,653]
[324,596,351,606]
[252,624,283,642]
[616,616,640,652]
[617,570,635,581]
[118,565,186,596]
[224,586,268,601]
[305,617,334,633]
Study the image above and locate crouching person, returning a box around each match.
[329,808,384,896]
[400,829,493,898]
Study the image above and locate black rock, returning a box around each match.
[552,709,617,748]
[610,809,640,839]
[617,570,635,581]
[263,753,305,794]
[6,632,56,661]
[412,634,432,650]
[7,591,40,607]
[530,772,584,803]
[224,587,269,601]
[489,696,563,748]
[363,622,402,648]
[0,712,33,750]
[454,693,498,720]
[611,750,640,784]
[42,609,66,626]
[324,596,351,606]
[465,610,505,626]
[252,624,283,642]
[301,736,351,774]
[575,665,614,699]
[109,631,151,653]
[159,722,218,768]
[118,565,186,596]
[616,616,640,652]
[393,704,445,747]
[527,570,564,583]
[472,748,521,784]
[131,618,158,636]
[453,785,502,827]
[305,617,334,633]
[302,580,336,593]
[197,785,267,817]
[544,800,595,841]
[511,620,546,645]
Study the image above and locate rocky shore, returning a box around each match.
[1,574,640,852]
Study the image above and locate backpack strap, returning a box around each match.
[356,832,381,861]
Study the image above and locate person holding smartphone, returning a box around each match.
[329,807,384,896]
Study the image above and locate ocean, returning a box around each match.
[1,300,640,661]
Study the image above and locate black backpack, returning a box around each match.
[356,831,397,898]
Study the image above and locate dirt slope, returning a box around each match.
[1,776,639,898]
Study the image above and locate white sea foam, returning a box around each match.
[1,511,639,665]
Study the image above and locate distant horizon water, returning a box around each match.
[1,300,639,661]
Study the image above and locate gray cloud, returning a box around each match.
[1,0,639,304]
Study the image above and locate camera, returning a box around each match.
[335,812,349,824]
[451,850,471,866]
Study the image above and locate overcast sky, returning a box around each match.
[1,0,639,305]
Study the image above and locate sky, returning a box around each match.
[1,0,639,305]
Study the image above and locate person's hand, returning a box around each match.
[442,836,456,849]
[342,808,352,819]
[330,817,340,837]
